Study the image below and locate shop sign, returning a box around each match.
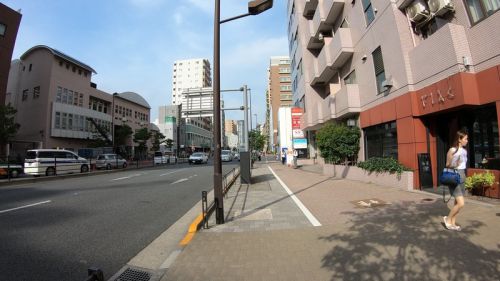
[420,88,455,108]
[293,138,307,149]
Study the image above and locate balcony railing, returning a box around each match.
[303,0,318,18]
[312,28,354,86]
[312,0,345,36]
[331,84,361,118]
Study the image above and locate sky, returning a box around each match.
[4,0,289,127]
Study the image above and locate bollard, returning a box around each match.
[85,267,104,281]
[201,191,208,229]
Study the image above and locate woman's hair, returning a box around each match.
[451,129,468,154]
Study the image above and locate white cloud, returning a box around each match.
[128,0,165,9]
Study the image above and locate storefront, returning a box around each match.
[360,65,500,198]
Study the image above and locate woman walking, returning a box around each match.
[443,129,468,231]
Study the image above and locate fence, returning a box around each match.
[201,167,240,228]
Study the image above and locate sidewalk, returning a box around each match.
[163,159,500,281]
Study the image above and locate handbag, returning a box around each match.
[439,168,460,186]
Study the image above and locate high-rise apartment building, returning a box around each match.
[171,58,212,105]
[171,58,213,153]
[224,119,237,135]
[0,3,21,105]
[267,56,292,152]
[288,0,500,193]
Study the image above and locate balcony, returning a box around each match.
[312,0,345,36]
[305,58,320,85]
[332,84,361,118]
[408,23,471,88]
[303,0,318,18]
[312,28,354,86]
[306,20,323,50]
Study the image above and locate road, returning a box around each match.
[0,160,239,281]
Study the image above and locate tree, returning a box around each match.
[134,127,152,159]
[316,122,360,165]
[151,131,166,152]
[249,129,266,152]
[165,138,174,150]
[0,104,21,155]
[114,124,133,157]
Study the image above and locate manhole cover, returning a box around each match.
[351,198,390,208]
[114,268,151,281]
[420,198,436,203]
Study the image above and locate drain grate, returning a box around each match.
[114,268,151,281]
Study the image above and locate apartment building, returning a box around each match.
[267,56,293,152]
[171,58,214,153]
[288,0,500,193]
[6,45,151,157]
[0,3,21,105]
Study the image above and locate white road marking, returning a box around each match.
[267,166,321,226]
[112,176,130,181]
[160,169,185,177]
[171,178,188,185]
[0,200,52,214]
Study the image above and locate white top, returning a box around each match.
[450,147,467,169]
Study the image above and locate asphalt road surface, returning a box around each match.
[0,160,238,281]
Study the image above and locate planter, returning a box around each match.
[466,169,500,199]
[323,164,414,191]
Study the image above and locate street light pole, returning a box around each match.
[213,0,224,224]
[213,0,273,224]
[254,113,258,129]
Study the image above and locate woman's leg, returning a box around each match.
[447,195,465,226]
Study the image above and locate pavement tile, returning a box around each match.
[162,159,500,281]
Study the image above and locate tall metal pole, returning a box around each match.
[213,0,224,224]
[249,88,253,130]
[243,85,249,152]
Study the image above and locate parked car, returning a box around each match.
[24,149,89,176]
[0,163,23,178]
[221,150,233,162]
[95,154,127,170]
[189,152,208,164]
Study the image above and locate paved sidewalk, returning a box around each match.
[163,159,500,281]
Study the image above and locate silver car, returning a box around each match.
[95,154,127,170]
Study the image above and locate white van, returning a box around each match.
[24,149,90,176]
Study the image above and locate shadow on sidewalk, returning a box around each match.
[318,200,500,281]
[224,176,336,222]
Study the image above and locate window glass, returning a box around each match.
[33,86,40,99]
[362,0,375,25]
[56,87,62,102]
[466,0,500,23]
[364,121,398,159]
[0,23,6,36]
[344,70,357,84]
[55,112,61,129]
[372,47,386,94]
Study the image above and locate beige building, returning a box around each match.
[289,0,500,193]
[267,56,292,152]
[0,3,21,106]
[6,45,152,157]
[224,119,237,135]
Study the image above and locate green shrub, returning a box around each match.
[316,123,360,164]
[357,157,410,175]
[465,171,496,191]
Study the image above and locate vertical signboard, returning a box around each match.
[291,107,306,149]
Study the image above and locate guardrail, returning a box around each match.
[201,167,240,228]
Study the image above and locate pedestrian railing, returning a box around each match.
[201,167,240,228]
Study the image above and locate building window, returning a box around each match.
[56,87,62,102]
[465,0,500,24]
[364,121,398,159]
[0,23,6,36]
[280,85,292,91]
[55,112,61,129]
[361,0,375,26]
[33,86,41,99]
[22,89,29,101]
[62,113,67,129]
[344,70,357,84]
[372,47,386,94]
[29,64,33,71]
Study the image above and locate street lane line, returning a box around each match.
[268,166,321,226]
[112,176,131,181]
[160,169,185,177]
[0,200,52,214]
[171,178,188,185]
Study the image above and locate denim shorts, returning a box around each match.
[448,169,466,198]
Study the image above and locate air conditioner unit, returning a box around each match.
[427,0,454,16]
[406,0,430,22]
